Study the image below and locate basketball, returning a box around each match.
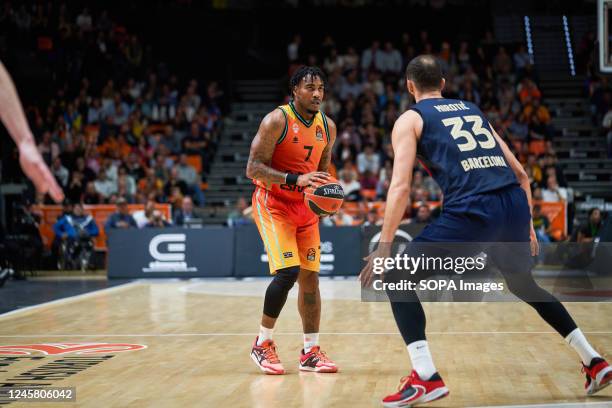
[304,178,345,216]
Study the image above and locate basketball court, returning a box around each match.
[0,277,610,407]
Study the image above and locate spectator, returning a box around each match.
[105,198,137,230]
[174,196,198,226]
[338,168,361,202]
[363,208,382,227]
[76,8,93,31]
[288,34,301,63]
[411,204,432,224]
[513,45,531,74]
[164,167,188,199]
[361,40,382,73]
[145,210,171,228]
[518,78,542,103]
[360,170,378,190]
[133,200,156,229]
[53,203,99,242]
[357,144,380,175]
[323,208,354,226]
[93,170,115,200]
[532,204,552,243]
[379,41,402,74]
[38,131,60,165]
[51,157,69,188]
[176,154,205,205]
[339,69,363,101]
[542,175,570,202]
[82,182,101,204]
[117,166,136,197]
[66,171,85,203]
[577,208,604,243]
[227,197,252,227]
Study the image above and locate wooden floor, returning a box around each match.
[0,279,611,407]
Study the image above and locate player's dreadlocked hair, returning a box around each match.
[289,66,327,99]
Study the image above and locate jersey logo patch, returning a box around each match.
[292,122,300,134]
[292,136,299,143]
[316,125,323,142]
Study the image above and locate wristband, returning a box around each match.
[285,173,299,185]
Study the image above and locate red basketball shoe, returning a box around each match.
[583,357,612,395]
[382,370,449,407]
[250,337,285,375]
[299,346,338,373]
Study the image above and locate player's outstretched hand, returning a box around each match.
[297,171,330,187]
[18,141,64,203]
[358,245,391,288]
[529,227,539,257]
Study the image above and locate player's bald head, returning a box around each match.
[405,55,444,92]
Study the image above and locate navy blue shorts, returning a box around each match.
[415,184,530,243]
[412,184,532,274]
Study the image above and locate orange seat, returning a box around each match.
[361,189,377,201]
[186,155,202,173]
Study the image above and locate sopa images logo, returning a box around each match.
[143,233,198,272]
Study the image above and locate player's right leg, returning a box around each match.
[381,244,449,407]
[250,188,300,374]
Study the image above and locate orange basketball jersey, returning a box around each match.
[254,102,330,201]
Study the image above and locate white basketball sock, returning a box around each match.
[304,333,319,353]
[257,325,274,346]
[565,328,601,366]
[407,340,437,380]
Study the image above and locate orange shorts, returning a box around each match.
[252,187,320,274]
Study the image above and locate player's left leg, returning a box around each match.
[294,219,338,373]
[497,186,611,395]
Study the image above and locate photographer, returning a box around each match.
[145,210,171,228]
[53,203,99,269]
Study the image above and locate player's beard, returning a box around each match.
[307,101,321,114]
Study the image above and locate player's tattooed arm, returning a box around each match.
[318,117,337,172]
[246,109,288,185]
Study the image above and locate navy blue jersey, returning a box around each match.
[411,98,518,205]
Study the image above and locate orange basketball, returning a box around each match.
[303,178,345,216]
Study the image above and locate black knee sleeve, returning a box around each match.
[263,266,299,318]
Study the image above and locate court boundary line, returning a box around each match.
[471,401,612,408]
[0,331,611,338]
[0,281,141,320]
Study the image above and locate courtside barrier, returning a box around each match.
[107,227,234,278]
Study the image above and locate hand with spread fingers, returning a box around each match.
[359,244,391,289]
[0,62,64,203]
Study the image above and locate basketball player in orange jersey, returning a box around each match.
[246,66,338,375]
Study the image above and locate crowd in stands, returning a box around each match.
[285,31,577,238]
[2,2,605,248]
[3,2,225,222]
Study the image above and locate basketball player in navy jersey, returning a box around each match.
[360,55,611,407]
